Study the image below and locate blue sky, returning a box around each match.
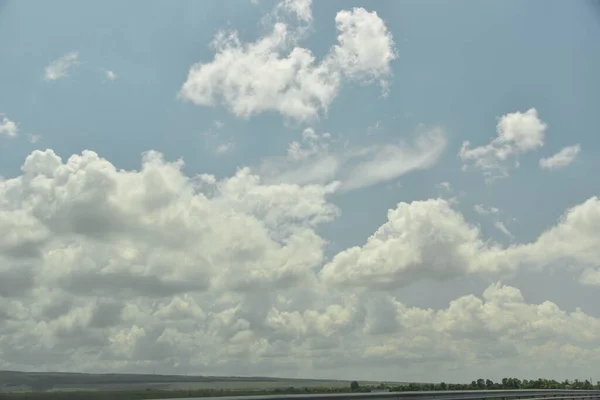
[2,0,599,246]
[1,0,600,382]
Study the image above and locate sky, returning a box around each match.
[1,0,600,384]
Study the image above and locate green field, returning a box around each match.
[0,371,396,394]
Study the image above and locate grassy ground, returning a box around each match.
[0,371,395,395]
[39,380,378,393]
[0,386,366,400]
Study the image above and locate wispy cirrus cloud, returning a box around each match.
[257,126,447,192]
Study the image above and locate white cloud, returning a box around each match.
[367,120,382,135]
[258,126,446,191]
[322,195,600,292]
[579,268,600,286]
[459,109,548,182]
[179,5,397,121]
[331,8,397,82]
[494,221,513,240]
[539,144,580,170]
[473,205,513,240]
[1,148,600,379]
[28,134,42,144]
[4,149,339,293]
[216,141,234,154]
[474,204,499,215]
[105,70,117,81]
[201,120,233,154]
[278,0,312,22]
[436,181,452,191]
[0,115,19,137]
[517,196,600,268]
[44,52,80,81]
[320,199,515,290]
[341,130,445,192]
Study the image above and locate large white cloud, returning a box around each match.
[320,199,516,290]
[1,148,600,380]
[179,4,397,122]
[321,195,600,292]
[516,196,600,267]
[0,149,339,297]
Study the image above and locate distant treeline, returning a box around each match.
[1,377,600,400]
[383,377,600,391]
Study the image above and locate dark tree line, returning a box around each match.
[1,377,599,400]
[378,378,600,392]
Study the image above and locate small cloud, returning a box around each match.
[494,221,514,240]
[385,181,402,190]
[473,204,499,215]
[44,51,80,81]
[106,70,117,81]
[277,0,313,22]
[28,134,42,144]
[579,268,600,286]
[216,141,234,154]
[539,144,580,170]
[367,120,382,136]
[198,174,217,185]
[202,120,232,154]
[459,108,547,183]
[436,181,452,192]
[0,115,19,137]
[446,196,459,205]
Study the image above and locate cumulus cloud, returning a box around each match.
[516,196,600,268]
[0,115,19,137]
[539,144,580,170]
[44,52,80,81]
[322,196,600,291]
[1,149,600,379]
[459,109,548,183]
[179,4,397,121]
[258,126,447,191]
[331,8,396,82]
[320,199,516,290]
